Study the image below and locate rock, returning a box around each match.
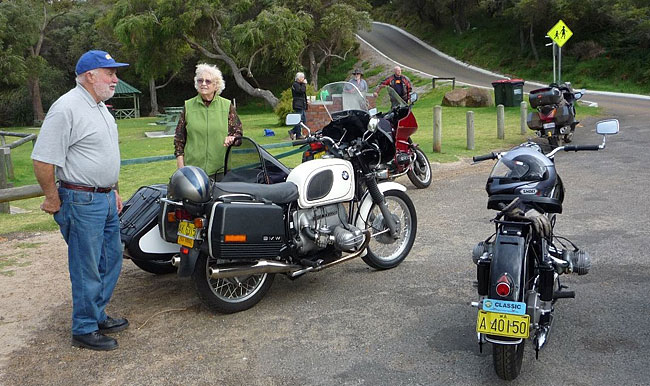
[442,87,493,107]
[466,87,493,107]
[442,89,468,107]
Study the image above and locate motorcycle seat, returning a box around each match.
[212,181,299,204]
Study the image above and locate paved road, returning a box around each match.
[3,24,650,386]
[357,22,650,115]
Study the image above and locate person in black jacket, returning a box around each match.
[289,72,308,139]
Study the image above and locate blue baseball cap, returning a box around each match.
[75,50,129,76]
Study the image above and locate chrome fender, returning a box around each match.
[354,181,407,256]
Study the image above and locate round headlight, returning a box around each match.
[367,117,380,133]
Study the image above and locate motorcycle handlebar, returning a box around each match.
[292,138,311,146]
[473,152,496,162]
[563,144,600,152]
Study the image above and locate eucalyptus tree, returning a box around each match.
[103,0,192,115]
[148,0,313,108]
[0,0,75,124]
[282,0,372,89]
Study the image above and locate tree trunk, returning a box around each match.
[529,24,539,62]
[149,77,159,116]
[27,76,45,125]
[308,47,319,90]
[520,27,526,54]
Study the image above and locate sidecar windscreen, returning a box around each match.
[223,137,290,184]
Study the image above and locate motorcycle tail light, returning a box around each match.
[180,246,190,255]
[310,142,324,151]
[167,212,176,223]
[496,274,511,297]
[194,218,205,229]
[175,208,192,221]
[540,109,557,120]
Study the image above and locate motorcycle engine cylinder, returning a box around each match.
[565,249,591,275]
[396,152,411,165]
[333,225,364,252]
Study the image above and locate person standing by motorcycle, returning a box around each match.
[288,72,308,140]
[373,65,412,104]
[174,63,243,181]
[31,50,130,351]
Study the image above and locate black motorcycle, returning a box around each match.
[470,119,619,380]
[527,82,584,147]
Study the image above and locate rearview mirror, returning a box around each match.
[368,108,377,116]
[285,113,301,126]
[596,119,619,135]
[410,93,418,103]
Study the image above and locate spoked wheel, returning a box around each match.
[360,190,417,269]
[407,146,432,188]
[192,253,275,314]
[493,341,526,380]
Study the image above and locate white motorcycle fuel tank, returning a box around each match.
[286,158,355,208]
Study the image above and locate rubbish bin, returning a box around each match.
[491,79,525,107]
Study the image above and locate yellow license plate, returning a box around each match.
[313,151,325,159]
[476,310,530,339]
[177,221,197,248]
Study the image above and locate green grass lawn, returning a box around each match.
[0,85,600,234]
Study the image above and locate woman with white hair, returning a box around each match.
[174,63,243,180]
[289,71,308,140]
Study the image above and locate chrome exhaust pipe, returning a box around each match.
[171,255,181,267]
[208,260,302,279]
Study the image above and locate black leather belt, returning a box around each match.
[60,181,112,193]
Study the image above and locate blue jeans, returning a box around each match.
[54,188,122,335]
[290,109,306,137]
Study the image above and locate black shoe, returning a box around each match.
[72,331,118,351]
[98,316,129,333]
[288,130,295,140]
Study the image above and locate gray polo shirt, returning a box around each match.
[31,82,120,188]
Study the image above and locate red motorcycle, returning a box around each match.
[302,82,432,189]
[527,82,583,147]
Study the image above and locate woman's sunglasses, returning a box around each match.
[196,78,213,85]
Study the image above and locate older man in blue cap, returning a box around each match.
[31,50,129,351]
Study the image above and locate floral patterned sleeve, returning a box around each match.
[228,103,243,146]
[173,108,187,157]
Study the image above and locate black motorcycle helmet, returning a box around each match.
[486,145,564,213]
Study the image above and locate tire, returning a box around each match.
[360,190,417,270]
[192,253,275,314]
[131,257,177,275]
[407,146,432,189]
[493,340,526,381]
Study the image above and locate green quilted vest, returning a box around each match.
[184,94,230,175]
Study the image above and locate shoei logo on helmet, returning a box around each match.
[521,188,537,194]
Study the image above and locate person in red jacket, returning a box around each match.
[373,65,412,103]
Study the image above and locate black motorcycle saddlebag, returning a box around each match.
[207,201,285,260]
[529,87,562,108]
[120,184,174,260]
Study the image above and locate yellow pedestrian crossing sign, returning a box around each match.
[548,20,573,47]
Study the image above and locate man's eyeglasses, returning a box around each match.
[196,78,213,85]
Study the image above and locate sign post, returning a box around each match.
[547,20,573,83]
